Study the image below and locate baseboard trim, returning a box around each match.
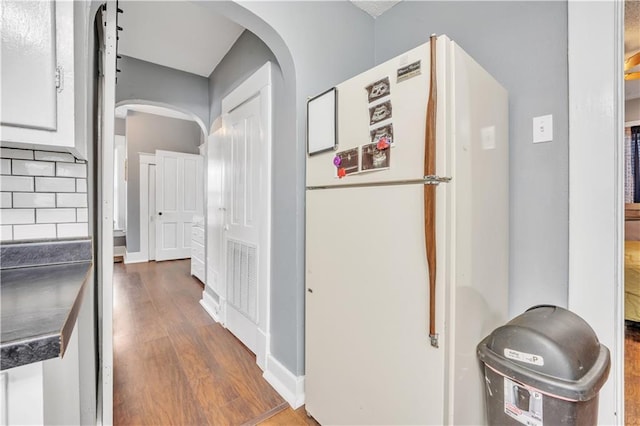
[256,328,268,371]
[263,354,305,409]
[124,251,147,264]
[200,292,221,323]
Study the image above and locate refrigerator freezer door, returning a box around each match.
[305,183,448,425]
[306,37,451,188]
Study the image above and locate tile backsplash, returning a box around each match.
[0,147,88,242]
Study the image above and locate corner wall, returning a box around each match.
[208,31,281,124]
[374,1,570,317]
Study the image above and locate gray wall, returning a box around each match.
[209,30,281,124]
[116,56,210,128]
[125,111,201,252]
[374,1,569,317]
[114,118,126,136]
[627,98,640,122]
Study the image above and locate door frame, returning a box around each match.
[99,3,117,425]
[137,153,156,263]
[567,1,624,424]
[218,62,273,371]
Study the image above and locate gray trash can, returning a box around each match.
[477,305,610,426]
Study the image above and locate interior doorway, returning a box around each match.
[98,1,299,421]
[623,1,640,423]
[114,104,206,264]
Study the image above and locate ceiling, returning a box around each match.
[350,1,401,18]
[626,0,640,100]
[117,0,244,77]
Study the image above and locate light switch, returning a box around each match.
[481,126,496,150]
[533,114,553,143]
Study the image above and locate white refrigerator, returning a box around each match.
[305,35,509,425]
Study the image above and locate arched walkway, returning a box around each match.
[115,100,208,139]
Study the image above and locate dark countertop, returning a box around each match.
[0,239,92,370]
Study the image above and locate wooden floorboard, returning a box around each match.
[259,406,320,426]
[626,322,640,426]
[113,259,287,425]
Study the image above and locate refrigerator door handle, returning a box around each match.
[424,175,452,185]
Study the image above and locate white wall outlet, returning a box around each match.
[533,114,553,143]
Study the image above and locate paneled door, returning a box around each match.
[155,150,203,261]
[223,94,265,355]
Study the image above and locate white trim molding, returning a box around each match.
[567,1,624,424]
[115,99,208,138]
[263,355,305,409]
[200,291,222,323]
[123,251,147,264]
[138,153,156,263]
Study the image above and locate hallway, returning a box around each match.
[113,259,287,424]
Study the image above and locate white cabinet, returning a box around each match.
[191,215,206,283]
[0,1,82,158]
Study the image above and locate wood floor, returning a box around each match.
[626,323,640,425]
[114,257,640,424]
[113,259,289,425]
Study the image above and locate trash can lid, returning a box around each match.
[477,305,610,401]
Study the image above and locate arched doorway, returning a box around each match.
[97,3,299,423]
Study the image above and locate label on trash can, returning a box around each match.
[504,348,544,366]
[504,377,543,426]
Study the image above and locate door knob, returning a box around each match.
[158,212,162,216]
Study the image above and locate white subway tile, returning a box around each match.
[0,176,33,192]
[35,177,76,193]
[57,223,88,238]
[1,192,11,208]
[56,162,86,178]
[57,193,87,208]
[0,225,12,241]
[12,160,55,176]
[76,178,87,193]
[37,208,76,223]
[76,208,88,222]
[0,159,10,175]
[13,223,56,240]
[1,209,35,224]
[34,151,75,162]
[0,148,33,160]
[13,193,55,208]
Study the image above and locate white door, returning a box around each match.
[148,164,156,261]
[223,95,265,355]
[155,150,203,261]
[206,129,226,296]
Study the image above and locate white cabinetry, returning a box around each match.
[191,215,206,283]
[0,1,83,158]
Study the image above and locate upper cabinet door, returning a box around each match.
[0,1,77,157]
[1,1,57,130]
